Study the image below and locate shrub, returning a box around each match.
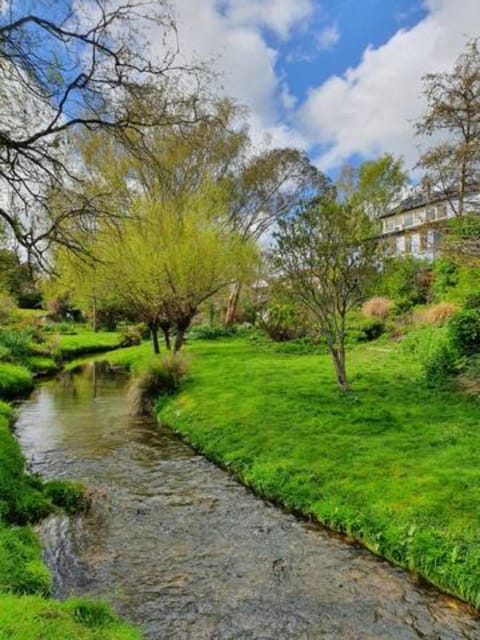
[0,292,16,325]
[464,292,480,310]
[448,309,480,356]
[119,323,145,347]
[43,480,90,515]
[422,302,459,326]
[258,303,309,342]
[189,324,237,340]
[402,326,459,386]
[0,329,35,363]
[348,318,385,343]
[70,600,118,628]
[127,354,188,415]
[361,297,393,320]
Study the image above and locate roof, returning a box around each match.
[379,190,448,219]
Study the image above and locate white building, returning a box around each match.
[379,192,479,260]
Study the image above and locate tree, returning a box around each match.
[224,148,332,325]
[97,182,255,353]
[337,154,408,221]
[416,39,480,216]
[273,197,379,391]
[0,0,205,265]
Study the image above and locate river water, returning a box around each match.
[14,363,480,639]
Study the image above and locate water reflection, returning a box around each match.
[14,365,480,639]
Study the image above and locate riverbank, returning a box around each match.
[0,329,141,640]
[90,335,479,611]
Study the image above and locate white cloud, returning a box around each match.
[298,0,480,172]
[220,0,314,40]
[168,0,309,148]
[316,24,339,50]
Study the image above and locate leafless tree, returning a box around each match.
[0,0,207,266]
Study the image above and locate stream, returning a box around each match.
[14,363,480,639]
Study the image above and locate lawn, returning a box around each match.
[148,337,480,608]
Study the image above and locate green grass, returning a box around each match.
[0,363,33,398]
[49,329,123,361]
[137,336,480,609]
[0,594,142,640]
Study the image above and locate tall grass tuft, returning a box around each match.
[361,297,393,320]
[127,354,188,415]
[422,302,459,326]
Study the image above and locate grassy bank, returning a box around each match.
[0,328,141,640]
[136,336,480,609]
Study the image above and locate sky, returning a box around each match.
[169,0,480,178]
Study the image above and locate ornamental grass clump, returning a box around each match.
[423,302,458,326]
[127,354,188,415]
[361,297,393,320]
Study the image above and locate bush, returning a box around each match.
[189,324,237,340]
[464,292,480,310]
[348,318,385,343]
[258,303,309,342]
[0,292,16,325]
[402,327,459,386]
[448,309,480,356]
[0,329,35,363]
[71,600,118,628]
[127,354,188,415]
[422,302,459,326]
[361,297,393,320]
[379,257,432,307]
[43,480,90,515]
[119,323,145,347]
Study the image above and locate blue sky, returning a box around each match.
[172,0,479,178]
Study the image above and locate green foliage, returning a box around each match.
[71,600,118,628]
[0,593,142,639]
[0,525,51,595]
[448,309,480,356]
[0,329,36,363]
[43,480,90,515]
[378,257,432,308]
[402,326,459,386]
[189,324,238,340]
[464,292,480,310]
[258,302,309,342]
[0,362,33,399]
[348,317,385,343]
[118,323,145,347]
[127,354,188,415]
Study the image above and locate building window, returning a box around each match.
[419,232,429,252]
[404,212,413,227]
[404,235,412,254]
[384,218,394,233]
[436,203,448,219]
[426,206,435,221]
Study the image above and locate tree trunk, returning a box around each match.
[174,327,186,353]
[331,346,349,391]
[162,325,171,351]
[150,321,160,355]
[224,281,242,327]
[92,295,98,332]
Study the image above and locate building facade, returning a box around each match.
[379,193,478,260]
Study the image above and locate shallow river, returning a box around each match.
[14,363,480,639]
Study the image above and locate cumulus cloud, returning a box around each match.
[167,0,310,148]
[220,0,314,40]
[298,0,480,171]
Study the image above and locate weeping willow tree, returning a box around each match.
[98,182,256,353]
